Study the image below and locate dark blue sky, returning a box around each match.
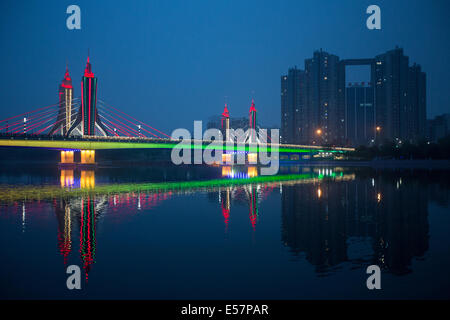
[1,0,449,134]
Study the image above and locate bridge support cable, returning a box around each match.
[256,125,272,143]
[13,112,64,134]
[100,118,132,137]
[98,99,170,138]
[19,103,79,136]
[48,97,81,136]
[97,105,146,137]
[0,98,80,125]
[97,105,152,138]
[98,115,134,137]
[0,107,63,132]
[11,112,60,134]
[97,104,155,138]
[97,113,137,137]
[0,98,81,135]
[97,104,160,138]
[36,116,69,135]
[0,101,68,125]
[101,124,119,137]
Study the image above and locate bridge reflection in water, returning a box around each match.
[60,169,95,189]
[56,168,99,278]
[54,166,271,278]
[5,166,435,283]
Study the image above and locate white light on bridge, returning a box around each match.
[22,202,26,233]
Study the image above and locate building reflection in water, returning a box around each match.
[281,171,430,276]
[52,166,433,279]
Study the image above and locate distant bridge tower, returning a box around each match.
[220,187,231,232]
[49,66,73,135]
[221,103,230,142]
[248,99,257,143]
[67,56,109,137]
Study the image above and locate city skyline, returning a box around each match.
[1,0,449,135]
[281,46,427,146]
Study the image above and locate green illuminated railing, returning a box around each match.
[0,138,348,154]
[0,173,327,202]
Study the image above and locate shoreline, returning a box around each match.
[0,157,450,169]
[280,159,450,169]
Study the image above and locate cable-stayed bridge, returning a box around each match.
[0,56,354,164]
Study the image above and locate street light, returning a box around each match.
[375,126,381,145]
[313,128,323,145]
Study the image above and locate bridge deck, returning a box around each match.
[0,136,354,153]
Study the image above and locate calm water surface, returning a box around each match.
[0,164,449,299]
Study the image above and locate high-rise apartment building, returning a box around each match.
[374,47,410,142]
[304,49,340,145]
[408,64,427,140]
[281,67,305,144]
[373,48,426,143]
[281,47,426,146]
[345,82,375,146]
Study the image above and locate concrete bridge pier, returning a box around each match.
[247,152,258,164]
[80,150,95,165]
[60,149,96,166]
[60,150,75,164]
